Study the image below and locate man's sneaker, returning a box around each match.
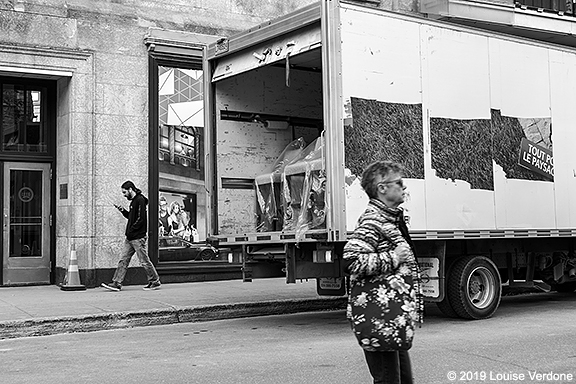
[101,281,121,292]
[143,281,161,291]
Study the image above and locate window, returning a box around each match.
[150,58,217,264]
[1,83,48,153]
[146,29,223,265]
[159,124,198,169]
[157,66,203,177]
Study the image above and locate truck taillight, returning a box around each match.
[313,249,333,263]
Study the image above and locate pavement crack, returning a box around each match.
[443,348,531,370]
[9,305,35,318]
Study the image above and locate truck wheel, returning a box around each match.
[436,296,459,318]
[447,255,501,320]
[436,261,459,318]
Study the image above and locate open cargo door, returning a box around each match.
[211,23,321,82]
[205,2,349,244]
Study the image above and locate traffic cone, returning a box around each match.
[60,244,86,291]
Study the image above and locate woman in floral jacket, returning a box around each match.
[344,161,423,384]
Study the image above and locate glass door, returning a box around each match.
[2,162,51,285]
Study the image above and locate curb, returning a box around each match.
[0,297,347,340]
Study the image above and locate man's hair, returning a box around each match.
[360,161,403,199]
[121,180,137,191]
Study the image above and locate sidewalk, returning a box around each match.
[0,278,347,340]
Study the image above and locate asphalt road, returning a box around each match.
[1,291,575,384]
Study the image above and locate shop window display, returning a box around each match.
[157,66,209,263]
[158,192,219,262]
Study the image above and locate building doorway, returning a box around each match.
[1,76,56,286]
[2,162,51,285]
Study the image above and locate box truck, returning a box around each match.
[203,0,576,319]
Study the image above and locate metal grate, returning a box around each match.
[515,0,575,15]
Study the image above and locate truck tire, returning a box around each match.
[436,261,459,318]
[436,296,459,318]
[447,255,501,320]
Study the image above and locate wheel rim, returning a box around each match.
[466,266,496,309]
[200,250,214,261]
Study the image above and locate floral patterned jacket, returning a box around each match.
[344,198,423,351]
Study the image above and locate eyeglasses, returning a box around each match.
[378,178,404,188]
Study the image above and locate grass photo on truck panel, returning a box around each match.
[430,117,494,190]
[491,110,551,182]
[344,97,424,179]
[429,110,551,189]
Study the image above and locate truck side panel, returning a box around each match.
[424,25,491,120]
[489,39,555,229]
[339,11,422,105]
[549,49,576,229]
[339,9,426,231]
[424,29,555,231]
[339,4,576,234]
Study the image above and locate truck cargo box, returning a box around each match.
[206,1,576,241]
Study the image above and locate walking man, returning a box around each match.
[102,181,161,291]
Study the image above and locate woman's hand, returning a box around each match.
[394,243,411,264]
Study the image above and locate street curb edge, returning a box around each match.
[0,297,347,340]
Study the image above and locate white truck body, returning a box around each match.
[204,0,576,319]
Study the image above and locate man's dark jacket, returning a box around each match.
[122,192,148,240]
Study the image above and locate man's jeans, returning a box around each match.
[112,237,160,285]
